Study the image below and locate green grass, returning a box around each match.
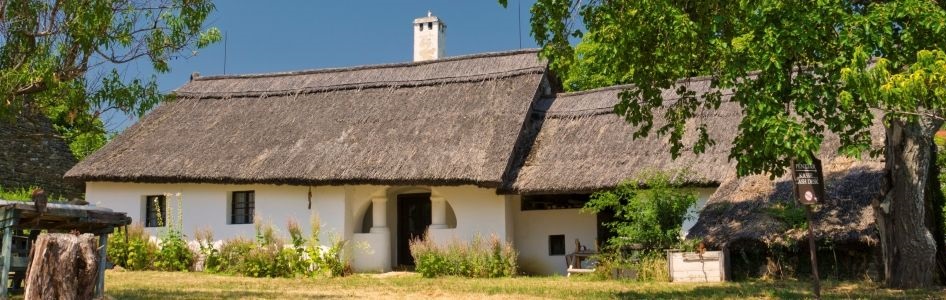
[99,271,946,299]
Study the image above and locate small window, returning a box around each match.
[144,195,166,228]
[549,234,565,256]
[418,23,423,31]
[231,191,255,224]
[427,22,433,30]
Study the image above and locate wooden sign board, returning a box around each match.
[792,158,826,205]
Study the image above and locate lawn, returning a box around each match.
[100,271,946,299]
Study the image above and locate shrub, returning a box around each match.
[410,234,517,278]
[153,228,195,271]
[318,237,350,277]
[583,170,698,251]
[583,170,696,281]
[241,245,281,277]
[592,250,669,282]
[107,223,158,270]
[203,216,351,278]
[237,221,289,277]
[213,237,255,274]
[301,215,351,277]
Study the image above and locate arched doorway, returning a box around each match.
[396,193,431,266]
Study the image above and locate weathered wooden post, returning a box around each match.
[95,233,108,298]
[792,157,826,299]
[0,207,18,299]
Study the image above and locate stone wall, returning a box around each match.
[0,110,82,199]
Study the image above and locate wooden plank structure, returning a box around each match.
[0,199,131,298]
[667,250,726,282]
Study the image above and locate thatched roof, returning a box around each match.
[507,77,740,194]
[66,44,888,256]
[66,50,547,187]
[684,102,887,248]
[687,157,884,248]
[504,75,886,247]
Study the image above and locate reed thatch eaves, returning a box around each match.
[687,157,884,247]
[66,50,548,187]
[507,78,741,194]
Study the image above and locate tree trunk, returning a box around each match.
[878,117,944,289]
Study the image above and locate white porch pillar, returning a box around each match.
[430,196,447,229]
[353,195,392,273]
[370,196,388,233]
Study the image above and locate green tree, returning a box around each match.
[504,0,946,288]
[0,0,221,159]
[582,171,697,251]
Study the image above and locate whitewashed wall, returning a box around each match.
[87,182,718,275]
[510,187,717,276]
[428,186,511,242]
[86,182,315,241]
[512,197,598,275]
[681,188,717,238]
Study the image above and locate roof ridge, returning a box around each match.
[193,48,542,81]
[553,75,716,98]
[535,90,737,115]
[175,66,546,98]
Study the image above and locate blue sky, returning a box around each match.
[104,1,539,131]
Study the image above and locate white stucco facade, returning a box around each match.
[86,182,314,240]
[86,182,717,275]
[510,187,716,275]
[512,202,598,275]
[86,183,516,272]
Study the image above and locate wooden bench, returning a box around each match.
[565,251,596,277]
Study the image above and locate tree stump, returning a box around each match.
[24,233,99,300]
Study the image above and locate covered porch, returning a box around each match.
[347,186,514,272]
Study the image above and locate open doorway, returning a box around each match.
[396,193,431,266]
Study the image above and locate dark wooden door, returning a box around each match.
[397,193,431,266]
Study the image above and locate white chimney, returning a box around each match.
[413,11,445,62]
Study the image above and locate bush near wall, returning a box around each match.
[583,170,696,281]
[107,224,159,271]
[198,218,350,278]
[410,235,517,278]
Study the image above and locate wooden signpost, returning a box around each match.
[792,157,825,299]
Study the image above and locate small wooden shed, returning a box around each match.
[0,200,131,298]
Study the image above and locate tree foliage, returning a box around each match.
[506,0,946,287]
[582,171,697,251]
[0,0,221,159]
[511,0,946,177]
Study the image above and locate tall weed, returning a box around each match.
[201,215,350,278]
[153,193,194,271]
[410,234,517,278]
